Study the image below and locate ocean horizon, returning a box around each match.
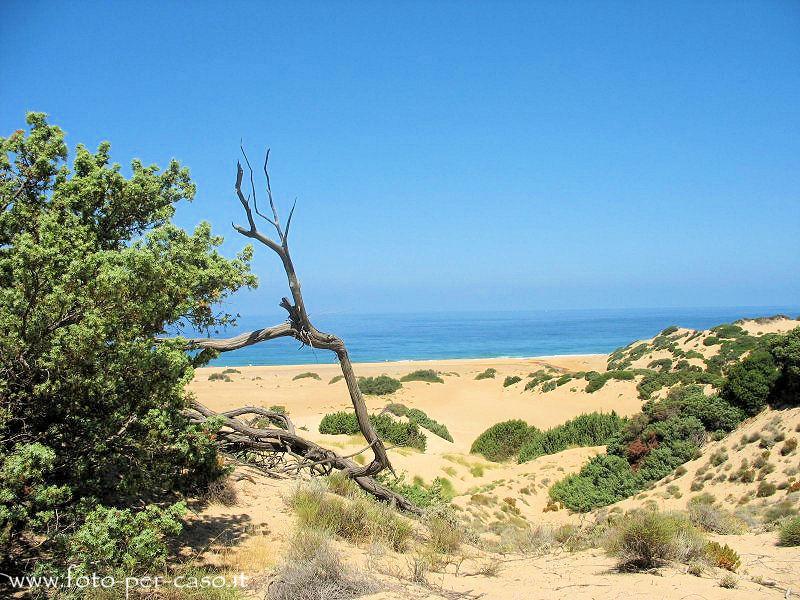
[200,305,800,367]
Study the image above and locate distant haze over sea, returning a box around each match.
[198,306,800,367]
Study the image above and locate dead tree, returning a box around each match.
[174,149,419,513]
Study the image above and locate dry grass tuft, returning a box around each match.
[267,528,377,600]
[288,481,412,551]
[201,477,240,507]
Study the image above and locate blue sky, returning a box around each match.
[2,1,798,315]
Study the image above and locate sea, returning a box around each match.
[201,306,800,367]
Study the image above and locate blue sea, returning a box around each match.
[203,306,800,367]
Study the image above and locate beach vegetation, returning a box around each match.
[503,375,522,387]
[400,369,444,383]
[475,367,497,380]
[517,412,625,463]
[318,411,426,451]
[329,374,344,384]
[292,371,321,381]
[585,370,635,393]
[605,510,705,570]
[0,114,255,574]
[208,372,232,382]
[357,375,402,395]
[778,516,800,546]
[470,419,533,461]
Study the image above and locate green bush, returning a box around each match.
[722,350,779,414]
[329,374,344,384]
[549,455,640,512]
[375,472,449,508]
[778,516,800,546]
[384,402,408,416]
[470,420,536,462]
[208,372,232,381]
[358,375,402,395]
[405,408,453,442]
[475,368,497,380]
[293,371,321,381]
[518,412,625,463]
[585,370,635,393]
[0,115,249,572]
[221,368,241,374]
[400,369,443,383]
[503,375,522,387]
[318,412,426,451]
[68,503,185,575]
[606,511,704,570]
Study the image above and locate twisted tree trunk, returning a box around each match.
[173,149,416,511]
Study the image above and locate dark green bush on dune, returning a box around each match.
[400,369,444,383]
[549,454,640,512]
[475,368,497,380]
[470,419,533,461]
[518,412,626,463]
[358,375,402,395]
[503,375,522,387]
[318,411,426,451]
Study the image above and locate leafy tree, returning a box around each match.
[722,350,779,414]
[0,114,255,570]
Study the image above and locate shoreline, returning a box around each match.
[196,353,608,373]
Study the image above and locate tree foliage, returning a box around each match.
[0,114,255,571]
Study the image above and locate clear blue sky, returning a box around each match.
[2,1,798,315]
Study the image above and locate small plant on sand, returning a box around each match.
[292,371,321,381]
[719,573,737,589]
[781,438,798,456]
[328,374,344,384]
[503,375,522,387]
[267,528,376,600]
[400,369,444,384]
[208,372,232,382]
[357,375,402,395]
[222,368,241,374]
[778,516,800,546]
[475,368,497,380]
[288,482,412,551]
[756,481,777,497]
[704,541,740,571]
[605,510,704,570]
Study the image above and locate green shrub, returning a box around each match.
[293,371,321,381]
[358,375,402,395]
[585,370,635,393]
[318,412,426,450]
[722,350,779,415]
[208,372,232,381]
[778,516,800,546]
[400,369,444,384]
[475,368,497,380]
[68,503,185,575]
[503,375,522,387]
[549,455,640,512]
[470,420,536,462]
[328,374,344,384]
[375,472,449,508]
[405,408,453,442]
[384,402,408,416]
[221,368,241,374]
[661,326,679,336]
[289,482,412,550]
[518,412,625,463]
[0,115,246,572]
[606,511,704,570]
